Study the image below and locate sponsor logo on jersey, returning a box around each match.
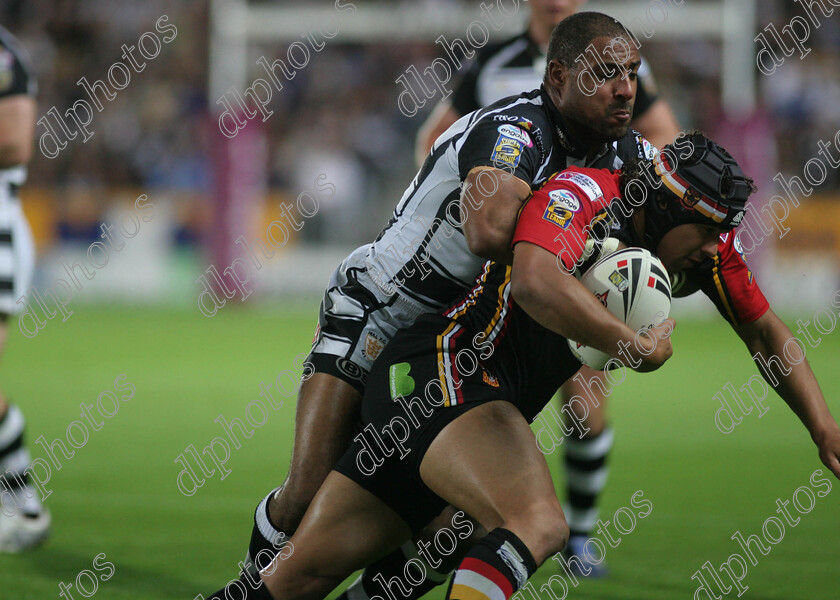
[609,269,629,291]
[491,134,524,169]
[732,232,754,283]
[637,133,658,160]
[542,198,575,229]
[730,210,745,226]
[555,172,603,201]
[362,331,387,361]
[548,189,580,212]
[492,115,532,131]
[496,124,532,147]
[516,117,534,131]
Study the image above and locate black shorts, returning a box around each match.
[333,315,520,533]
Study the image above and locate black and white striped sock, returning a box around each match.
[0,404,43,517]
[563,427,613,538]
[244,487,287,576]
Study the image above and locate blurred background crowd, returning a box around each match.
[2,0,839,307]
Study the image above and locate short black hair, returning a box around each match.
[545,12,637,77]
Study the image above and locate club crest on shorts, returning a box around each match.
[362,331,386,361]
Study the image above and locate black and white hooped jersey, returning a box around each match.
[364,85,655,310]
[450,31,659,120]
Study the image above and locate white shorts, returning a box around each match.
[308,245,432,392]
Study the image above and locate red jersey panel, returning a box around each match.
[699,233,769,325]
[512,166,620,272]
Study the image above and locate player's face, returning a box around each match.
[557,36,640,143]
[530,0,586,24]
[656,223,723,273]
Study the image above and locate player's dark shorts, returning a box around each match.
[307,245,433,394]
[333,314,523,533]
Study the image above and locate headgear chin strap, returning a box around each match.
[642,133,754,249]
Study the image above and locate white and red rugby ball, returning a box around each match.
[568,247,672,370]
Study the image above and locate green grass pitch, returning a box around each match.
[1,306,838,599]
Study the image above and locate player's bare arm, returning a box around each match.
[460,165,531,264]
[0,94,35,167]
[415,100,460,167]
[734,309,840,478]
[510,240,673,372]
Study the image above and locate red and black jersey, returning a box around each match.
[424,165,769,417]
[673,232,769,325]
[513,166,769,326]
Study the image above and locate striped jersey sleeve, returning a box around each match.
[700,232,769,325]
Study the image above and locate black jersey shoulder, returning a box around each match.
[471,32,534,70]
[451,32,536,115]
[0,26,36,98]
[469,88,552,158]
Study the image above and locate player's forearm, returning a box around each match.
[463,199,519,264]
[462,167,530,264]
[511,265,637,359]
[775,362,839,442]
[744,313,839,440]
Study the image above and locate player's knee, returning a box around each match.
[533,504,569,557]
[503,501,569,561]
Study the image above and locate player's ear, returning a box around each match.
[546,60,565,95]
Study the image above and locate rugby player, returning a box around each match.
[416,1,681,573]
[210,135,840,600]
[0,25,50,552]
[417,0,680,158]
[241,12,653,587]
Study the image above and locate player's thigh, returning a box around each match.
[560,365,608,432]
[419,401,567,557]
[263,471,411,600]
[286,372,362,489]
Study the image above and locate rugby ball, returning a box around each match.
[567,247,672,370]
